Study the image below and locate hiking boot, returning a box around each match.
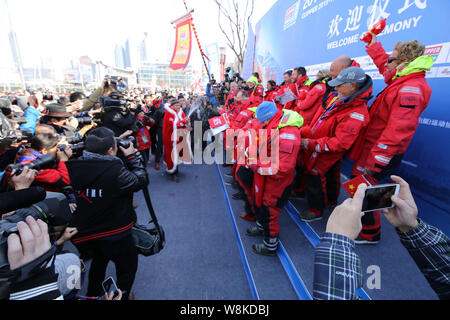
[252,243,276,257]
[298,210,323,222]
[246,226,264,237]
[232,192,244,200]
[154,162,160,170]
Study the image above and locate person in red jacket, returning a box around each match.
[227,91,263,200]
[291,67,313,99]
[134,107,155,168]
[294,69,330,127]
[235,117,262,222]
[291,69,330,198]
[246,76,265,99]
[273,70,296,110]
[350,34,433,244]
[297,57,360,203]
[264,80,279,102]
[245,102,303,256]
[299,67,372,221]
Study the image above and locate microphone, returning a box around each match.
[0,187,47,215]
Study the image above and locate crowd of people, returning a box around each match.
[0,74,223,300]
[210,32,449,299]
[0,29,448,301]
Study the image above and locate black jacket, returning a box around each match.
[102,109,137,137]
[150,104,165,129]
[66,151,147,244]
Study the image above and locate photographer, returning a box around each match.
[147,95,164,170]
[9,132,71,190]
[18,94,42,135]
[102,93,139,138]
[66,127,147,300]
[40,104,79,140]
[205,80,218,108]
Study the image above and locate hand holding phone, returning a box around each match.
[326,183,367,240]
[381,176,419,233]
[102,277,120,300]
[362,184,400,213]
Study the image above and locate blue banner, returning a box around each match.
[250,0,450,216]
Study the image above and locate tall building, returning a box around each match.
[8,31,25,88]
[115,44,125,69]
[123,39,132,69]
[138,32,150,64]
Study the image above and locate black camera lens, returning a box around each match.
[7,154,55,176]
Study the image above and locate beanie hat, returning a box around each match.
[256,101,278,122]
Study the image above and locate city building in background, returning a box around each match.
[137,62,193,90]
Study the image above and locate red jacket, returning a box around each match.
[15,149,71,192]
[273,83,297,110]
[350,42,433,172]
[294,80,327,126]
[264,87,279,103]
[305,76,372,175]
[230,99,259,131]
[249,84,265,99]
[134,115,154,151]
[252,110,302,207]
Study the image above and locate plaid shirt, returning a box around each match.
[397,219,450,300]
[313,233,362,300]
[314,220,450,300]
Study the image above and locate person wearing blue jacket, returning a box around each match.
[205,81,218,107]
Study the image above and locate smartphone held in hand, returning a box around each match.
[362,184,400,213]
[102,277,120,299]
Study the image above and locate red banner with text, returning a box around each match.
[170,13,193,70]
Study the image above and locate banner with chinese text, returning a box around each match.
[170,13,193,70]
[251,0,450,224]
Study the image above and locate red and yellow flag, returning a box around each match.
[170,13,193,70]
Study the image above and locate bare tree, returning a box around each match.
[213,0,255,75]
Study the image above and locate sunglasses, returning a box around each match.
[387,57,400,64]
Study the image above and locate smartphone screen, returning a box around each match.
[102,277,119,298]
[362,184,399,213]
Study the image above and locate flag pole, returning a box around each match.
[182,0,211,81]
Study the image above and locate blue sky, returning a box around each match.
[0,0,276,72]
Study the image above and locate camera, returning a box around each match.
[66,135,84,145]
[101,92,130,111]
[6,154,55,176]
[58,142,85,154]
[76,117,94,126]
[0,192,73,269]
[116,136,135,149]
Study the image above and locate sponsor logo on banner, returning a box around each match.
[284,1,300,30]
[424,45,442,62]
[437,67,450,78]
